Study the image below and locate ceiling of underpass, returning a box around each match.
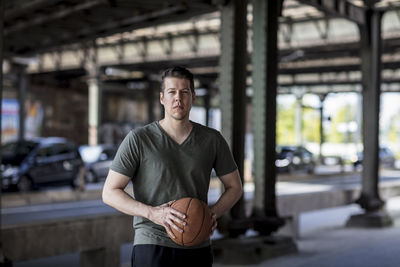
[3,0,400,91]
[3,0,219,56]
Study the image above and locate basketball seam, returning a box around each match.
[182,198,193,246]
[186,201,206,245]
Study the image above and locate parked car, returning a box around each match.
[1,137,83,192]
[79,144,117,183]
[352,146,396,169]
[275,145,315,174]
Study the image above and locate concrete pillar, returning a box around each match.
[347,9,393,227]
[204,88,210,127]
[219,0,249,236]
[147,80,158,123]
[85,46,102,146]
[318,94,327,161]
[293,90,304,146]
[251,0,285,234]
[16,64,28,141]
[0,1,5,265]
[0,0,3,147]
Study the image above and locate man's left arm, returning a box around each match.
[210,169,243,232]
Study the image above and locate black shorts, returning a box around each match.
[131,244,213,267]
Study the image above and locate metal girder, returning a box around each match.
[251,0,285,235]
[4,1,218,56]
[4,0,105,35]
[0,0,6,262]
[356,9,385,212]
[297,0,366,25]
[219,0,249,235]
[4,0,64,20]
[279,77,400,87]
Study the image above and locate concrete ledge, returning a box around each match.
[2,213,133,265]
[346,210,394,228]
[276,180,400,238]
[2,185,133,208]
[2,189,102,207]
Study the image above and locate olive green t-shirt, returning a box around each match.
[110,121,237,248]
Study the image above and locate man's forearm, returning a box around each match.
[210,185,243,218]
[102,188,151,219]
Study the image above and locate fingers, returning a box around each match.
[169,207,186,220]
[167,200,176,206]
[161,204,187,239]
[164,224,176,239]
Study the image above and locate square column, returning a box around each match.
[251,0,284,234]
[347,9,393,228]
[219,0,249,235]
[85,46,102,146]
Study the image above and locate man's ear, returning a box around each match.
[160,91,164,105]
[192,90,196,103]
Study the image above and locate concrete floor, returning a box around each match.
[213,197,400,267]
[11,174,400,267]
[14,198,400,267]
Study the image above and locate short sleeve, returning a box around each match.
[110,131,140,178]
[213,132,238,177]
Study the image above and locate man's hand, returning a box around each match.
[149,200,187,239]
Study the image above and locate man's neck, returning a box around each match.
[159,117,193,142]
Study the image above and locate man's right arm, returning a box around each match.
[102,169,186,238]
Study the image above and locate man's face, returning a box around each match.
[160,77,195,121]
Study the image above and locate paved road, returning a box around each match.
[3,169,400,226]
[3,169,400,267]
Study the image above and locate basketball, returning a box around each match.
[168,197,213,247]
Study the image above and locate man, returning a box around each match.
[102,66,243,267]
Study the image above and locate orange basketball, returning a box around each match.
[168,197,213,247]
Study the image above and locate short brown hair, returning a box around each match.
[161,66,194,93]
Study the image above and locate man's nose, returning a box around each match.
[175,92,182,100]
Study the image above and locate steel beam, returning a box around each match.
[16,65,27,141]
[4,0,63,21]
[85,45,102,146]
[356,9,385,211]
[4,0,105,35]
[251,0,285,235]
[0,0,5,264]
[298,0,366,25]
[219,0,249,236]
[317,93,327,161]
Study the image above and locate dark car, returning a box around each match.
[79,144,117,183]
[352,146,396,169]
[275,145,315,174]
[1,137,83,191]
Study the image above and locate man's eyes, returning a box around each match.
[168,90,189,94]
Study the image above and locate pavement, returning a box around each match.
[14,200,400,267]
[7,168,400,267]
[212,196,400,267]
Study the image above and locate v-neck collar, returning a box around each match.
[156,120,196,146]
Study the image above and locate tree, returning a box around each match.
[302,107,320,143]
[277,102,295,145]
[327,103,356,143]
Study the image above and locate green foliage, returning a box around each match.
[326,104,356,143]
[302,108,320,143]
[277,102,295,145]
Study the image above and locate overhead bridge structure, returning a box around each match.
[1,0,400,265]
